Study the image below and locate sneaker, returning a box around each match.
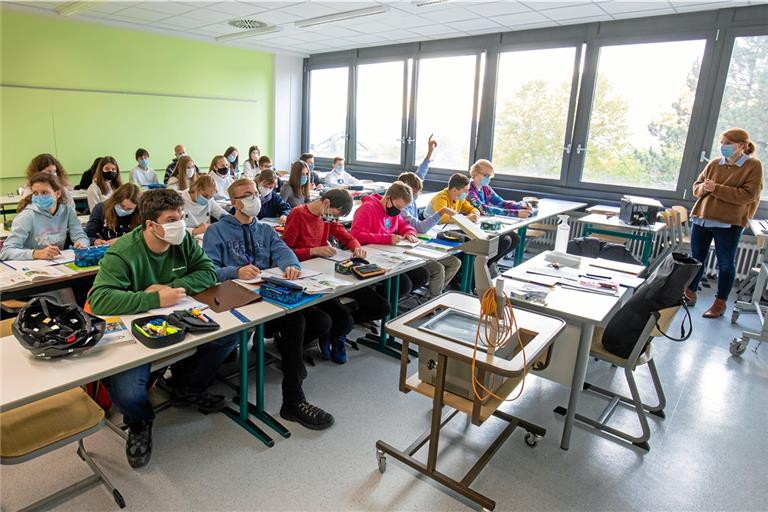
[126,421,152,469]
[171,387,228,413]
[330,336,348,364]
[317,334,331,361]
[280,400,334,430]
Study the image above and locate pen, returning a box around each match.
[581,273,611,280]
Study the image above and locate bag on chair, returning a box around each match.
[601,252,701,358]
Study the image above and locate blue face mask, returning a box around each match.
[139,158,150,169]
[480,177,491,187]
[300,175,309,186]
[335,166,344,173]
[457,192,468,201]
[32,194,55,210]
[309,163,315,172]
[114,204,135,217]
[721,144,736,158]
[227,154,236,163]
[195,194,210,207]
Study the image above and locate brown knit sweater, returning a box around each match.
[691,156,763,227]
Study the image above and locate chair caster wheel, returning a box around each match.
[524,432,539,447]
[730,337,748,356]
[376,449,386,473]
[731,308,740,324]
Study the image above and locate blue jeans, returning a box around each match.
[105,334,238,427]
[688,223,744,300]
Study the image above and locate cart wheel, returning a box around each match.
[731,308,740,324]
[113,489,126,508]
[524,432,539,447]
[730,338,748,357]
[376,449,387,473]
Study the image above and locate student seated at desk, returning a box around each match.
[209,155,234,201]
[130,148,158,187]
[2,173,89,260]
[203,178,335,430]
[425,173,480,224]
[467,159,531,218]
[283,188,390,364]
[166,156,199,192]
[24,153,76,208]
[351,182,430,296]
[181,174,227,236]
[324,157,361,189]
[75,156,101,191]
[89,189,236,469]
[256,170,291,224]
[397,172,461,299]
[85,183,142,245]
[163,144,188,184]
[299,153,322,189]
[242,145,261,179]
[87,156,123,212]
[280,160,312,207]
[223,146,239,177]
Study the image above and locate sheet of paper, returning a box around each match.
[2,258,58,271]
[589,258,644,275]
[502,268,559,287]
[324,249,353,262]
[452,213,487,240]
[396,239,420,248]
[153,297,207,316]
[405,247,449,261]
[367,250,420,270]
[262,267,322,279]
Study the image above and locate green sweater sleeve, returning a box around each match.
[168,234,217,292]
[89,251,160,315]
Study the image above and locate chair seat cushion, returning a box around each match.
[1,388,104,459]
[590,327,653,367]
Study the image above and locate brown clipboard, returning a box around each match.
[192,280,262,313]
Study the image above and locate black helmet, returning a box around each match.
[13,298,106,358]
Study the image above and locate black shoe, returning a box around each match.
[171,387,228,413]
[280,400,334,430]
[126,421,152,469]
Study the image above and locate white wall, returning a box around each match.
[273,54,304,170]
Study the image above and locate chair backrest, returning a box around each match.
[0,318,15,338]
[651,306,682,337]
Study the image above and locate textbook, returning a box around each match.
[0,265,67,285]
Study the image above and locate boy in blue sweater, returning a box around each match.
[203,178,334,430]
[255,169,292,225]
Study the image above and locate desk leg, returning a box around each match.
[358,276,403,360]
[222,329,275,447]
[459,254,474,293]
[641,233,653,266]
[556,323,594,450]
[252,324,291,438]
[514,226,528,266]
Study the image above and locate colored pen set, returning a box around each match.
[134,319,180,338]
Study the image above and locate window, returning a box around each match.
[492,47,577,179]
[581,40,706,190]
[308,67,349,159]
[710,34,768,199]
[415,55,477,170]
[355,61,404,165]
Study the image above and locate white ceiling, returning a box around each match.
[6,0,763,57]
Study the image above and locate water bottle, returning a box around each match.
[554,214,570,254]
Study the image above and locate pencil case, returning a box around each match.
[259,276,305,305]
[131,315,187,348]
[74,245,109,267]
[334,257,369,275]
[169,310,220,333]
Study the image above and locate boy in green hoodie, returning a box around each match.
[89,189,237,470]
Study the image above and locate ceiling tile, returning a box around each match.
[299,25,364,36]
[417,7,481,22]
[555,13,614,24]
[409,23,461,36]
[525,1,589,10]
[85,2,138,14]
[206,1,269,15]
[275,2,341,17]
[344,33,389,43]
[598,1,673,14]
[196,22,239,34]
[157,15,211,28]
[389,2,452,14]
[375,12,433,28]
[540,3,607,19]
[341,19,396,32]
[446,17,503,31]
[375,28,425,40]
[111,6,174,21]
[135,2,198,15]
[253,9,303,24]
[466,1,532,17]
[610,7,676,17]
[492,10,550,25]
[174,7,235,22]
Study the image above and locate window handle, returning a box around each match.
[700,150,709,162]
[576,144,587,154]
[406,137,415,144]
[563,144,572,154]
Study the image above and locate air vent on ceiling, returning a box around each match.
[228,19,268,30]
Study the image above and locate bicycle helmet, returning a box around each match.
[13,298,106,358]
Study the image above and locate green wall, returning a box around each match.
[0,8,274,193]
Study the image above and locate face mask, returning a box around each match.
[335,166,344,173]
[195,194,210,207]
[259,186,274,199]
[300,175,309,186]
[217,168,229,176]
[139,159,150,169]
[239,195,262,217]
[385,201,401,217]
[458,192,468,201]
[153,219,186,245]
[308,163,315,172]
[103,171,117,180]
[114,204,135,217]
[177,152,187,158]
[480,177,491,187]
[32,194,55,210]
[721,144,736,158]
[186,167,196,178]
[227,154,237,163]
[321,204,339,223]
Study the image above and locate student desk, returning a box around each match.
[0,264,99,301]
[730,219,768,356]
[577,213,667,266]
[500,251,645,450]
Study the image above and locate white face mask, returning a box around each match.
[186,167,196,178]
[153,219,186,245]
[239,195,262,218]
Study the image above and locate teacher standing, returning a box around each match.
[685,128,763,318]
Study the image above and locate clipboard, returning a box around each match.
[192,280,262,313]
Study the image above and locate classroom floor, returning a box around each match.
[2,285,767,512]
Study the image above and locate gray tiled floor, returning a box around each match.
[2,286,767,511]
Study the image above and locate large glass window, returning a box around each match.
[355,61,404,165]
[710,34,768,199]
[493,47,577,179]
[415,55,477,170]
[581,40,706,190]
[308,67,349,158]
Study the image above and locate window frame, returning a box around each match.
[303,64,352,168]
